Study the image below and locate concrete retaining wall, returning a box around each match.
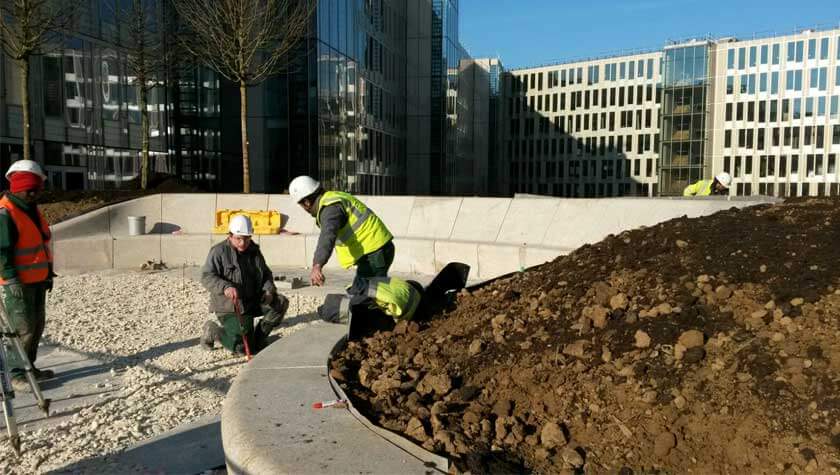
[52,194,775,279]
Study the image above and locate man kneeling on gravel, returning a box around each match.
[200,215,289,354]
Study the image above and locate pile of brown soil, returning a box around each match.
[39,177,202,224]
[333,198,840,473]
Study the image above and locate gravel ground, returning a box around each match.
[0,269,324,474]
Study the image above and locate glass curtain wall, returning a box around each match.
[659,44,710,195]
[316,0,407,195]
[0,0,221,191]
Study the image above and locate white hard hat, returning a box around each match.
[228,215,253,236]
[5,160,46,180]
[288,175,321,203]
[714,172,732,188]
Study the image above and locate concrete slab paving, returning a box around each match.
[222,323,448,475]
[48,415,224,474]
[0,344,120,439]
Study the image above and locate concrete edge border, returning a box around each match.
[326,335,450,473]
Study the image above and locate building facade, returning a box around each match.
[0,1,220,191]
[502,51,663,197]
[1,0,491,195]
[502,27,840,198]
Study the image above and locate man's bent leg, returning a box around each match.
[216,313,255,353]
[254,293,289,351]
[349,241,395,295]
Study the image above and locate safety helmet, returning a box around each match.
[289,175,321,203]
[228,215,254,236]
[714,172,732,188]
[5,160,46,180]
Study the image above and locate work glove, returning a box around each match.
[4,281,23,299]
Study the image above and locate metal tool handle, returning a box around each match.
[232,297,252,361]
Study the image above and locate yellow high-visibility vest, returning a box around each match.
[316,191,393,268]
[367,277,421,321]
[683,180,714,196]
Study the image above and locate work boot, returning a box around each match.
[11,374,30,393]
[200,321,222,350]
[32,368,55,380]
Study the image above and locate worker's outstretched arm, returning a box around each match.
[312,204,346,267]
[257,250,276,295]
[0,209,17,283]
[682,182,699,197]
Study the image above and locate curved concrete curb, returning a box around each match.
[221,322,448,474]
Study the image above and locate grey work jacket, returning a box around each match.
[200,240,276,315]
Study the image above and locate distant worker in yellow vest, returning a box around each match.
[289,176,394,295]
[683,172,732,197]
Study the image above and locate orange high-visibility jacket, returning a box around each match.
[0,195,52,284]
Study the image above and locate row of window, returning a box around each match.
[513,57,658,93]
[510,157,656,182]
[510,108,658,136]
[508,84,662,117]
[726,66,840,95]
[514,182,654,198]
[507,134,659,160]
[723,153,840,179]
[724,125,840,149]
[724,97,840,122]
[726,36,840,70]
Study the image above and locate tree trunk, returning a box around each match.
[20,59,31,162]
[140,85,150,190]
[240,82,250,193]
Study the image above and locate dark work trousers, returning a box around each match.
[347,240,395,296]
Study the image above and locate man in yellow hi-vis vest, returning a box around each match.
[289,176,394,295]
[683,172,732,197]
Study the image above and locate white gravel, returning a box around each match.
[0,269,324,474]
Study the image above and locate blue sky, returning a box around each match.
[460,0,840,69]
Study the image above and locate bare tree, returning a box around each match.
[0,0,76,162]
[172,0,313,193]
[117,0,176,189]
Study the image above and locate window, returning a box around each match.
[830,154,837,175]
[772,43,780,65]
[786,70,802,91]
[728,49,735,69]
[738,47,746,69]
[821,37,830,60]
[748,74,756,94]
[832,96,839,120]
[834,125,840,145]
[760,45,769,65]
[794,98,802,119]
[836,66,840,86]
[620,62,626,80]
[771,72,779,94]
[818,96,826,117]
[759,73,767,93]
[740,74,748,94]
[726,103,733,121]
[780,156,787,177]
[647,58,654,79]
[808,39,817,60]
[749,46,757,67]
[770,100,778,122]
[727,76,734,94]
[725,129,732,147]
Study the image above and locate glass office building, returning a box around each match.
[2,0,488,195]
[658,43,710,195]
[0,1,220,191]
